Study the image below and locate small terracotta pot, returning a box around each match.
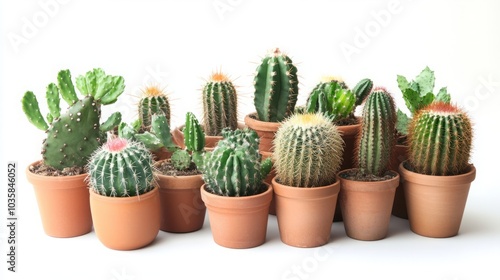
[244,113,281,153]
[89,187,161,250]
[272,177,340,248]
[261,150,277,215]
[25,161,92,238]
[338,169,399,241]
[201,183,272,249]
[399,161,476,238]
[156,172,206,233]
[151,147,173,161]
[389,144,409,219]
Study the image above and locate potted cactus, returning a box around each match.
[244,47,299,154]
[22,68,124,237]
[200,128,273,249]
[86,138,161,250]
[399,102,475,238]
[337,88,400,241]
[271,112,344,248]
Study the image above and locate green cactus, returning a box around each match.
[170,150,192,171]
[202,71,238,136]
[352,78,373,107]
[22,68,125,171]
[138,85,170,131]
[356,88,397,177]
[253,48,299,122]
[273,113,344,187]
[87,138,156,197]
[407,102,472,176]
[203,128,268,197]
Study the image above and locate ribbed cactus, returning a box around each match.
[202,71,238,136]
[172,112,206,170]
[87,138,156,197]
[356,88,397,176]
[352,78,373,107]
[273,113,344,187]
[306,77,355,122]
[407,102,472,176]
[22,68,125,170]
[203,128,268,196]
[139,85,170,131]
[253,48,299,122]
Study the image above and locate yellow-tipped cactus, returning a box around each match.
[139,85,170,131]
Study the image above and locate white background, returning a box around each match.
[1,0,500,279]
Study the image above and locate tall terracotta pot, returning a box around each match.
[338,169,399,241]
[25,161,92,238]
[201,183,272,249]
[156,171,206,233]
[389,144,409,219]
[272,178,340,248]
[244,113,281,153]
[399,161,476,238]
[89,186,161,250]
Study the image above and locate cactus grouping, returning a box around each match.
[356,88,397,177]
[203,128,270,196]
[407,102,472,176]
[139,85,170,131]
[273,113,344,187]
[202,71,238,136]
[87,138,156,197]
[253,48,299,122]
[22,68,125,170]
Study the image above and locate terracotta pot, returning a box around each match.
[201,183,272,249]
[272,177,340,248]
[338,169,399,241]
[389,144,409,219]
[156,171,206,233]
[172,123,246,151]
[261,150,277,215]
[399,161,476,238]
[151,147,173,161]
[244,113,281,153]
[25,161,92,238]
[89,187,161,250]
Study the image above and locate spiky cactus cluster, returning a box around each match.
[203,128,269,196]
[171,112,206,170]
[22,68,125,170]
[356,88,397,176]
[273,113,344,187]
[253,48,299,122]
[202,71,238,136]
[139,85,170,131]
[407,102,472,176]
[87,138,156,197]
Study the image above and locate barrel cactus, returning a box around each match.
[253,47,299,122]
[407,102,472,176]
[87,138,156,197]
[139,85,170,131]
[202,71,238,136]
[273,113,344,187]
[356,88,397,177]
[22,68,125,171]
[203,128,270,196]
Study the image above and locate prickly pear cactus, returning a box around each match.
[408,102,472,176]
[87,138,156,197]
[139,85,170,131]
[202,71,238,136]
[253,48,299,122]
[273,113,344,187]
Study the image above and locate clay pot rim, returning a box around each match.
[89,185,159,204]
[244,113,281,132]
[399,160,476,185]
[337,168,400,192]
[335,117,361,135]
[201,183,272,209]
[154,159,203,180]
[26,160,88,187]
[272,177,340,198]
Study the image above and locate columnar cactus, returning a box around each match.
[352,78,373,107]
[202,71,238,136]
[203,128,269,196]
[87,138,156,197]
[356,88,397,177]
[253,48,299,122]
[139,85,170,131]
[407,102,472,176]
[22,68,125,170]
[173,112,206,170]
[273,113,344,187]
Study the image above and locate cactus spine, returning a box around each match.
[273,113,344,187]
[22,68,125,170]
[356,88,397,177]
[87,138,156,197]
[202,71,238,136]
[139,85,170,131]
[407,102,472,176]
[253,48,299,122]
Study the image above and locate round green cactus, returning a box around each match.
[139,85,170,130]
[273,112,344,187]
[87,138,156,197]
[408,102,472,176]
